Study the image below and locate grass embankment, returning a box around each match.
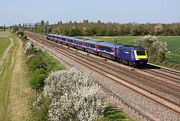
[0,37,10,59]
[0,31,34,121]
[100,105,134,121]
[0,34,18,120]
[24,43,64,121]
[81,36,180,70]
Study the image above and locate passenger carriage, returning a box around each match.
[61,36,68,45]
[98,42,116,60]
[74,38,86,51]
[66,37,76,47]
[84,40,99,54]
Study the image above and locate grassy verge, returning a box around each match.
[100,105,134,121]
[23,39,64,120]
[0,37,10,59]
[26,49,65,91]
[0,36,18,121]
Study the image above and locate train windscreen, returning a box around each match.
[136,51,146,55]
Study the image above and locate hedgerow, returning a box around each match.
[24,41,64,91]
[30,68,47,91]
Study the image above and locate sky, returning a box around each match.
[0,0,180,26]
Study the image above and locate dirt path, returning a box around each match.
[7,37,33,121]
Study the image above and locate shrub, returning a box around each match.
[27,55,48,72]
[43,68,104,121]
[30,68,47,91]
[38,52,64,73]
[29,96,50,121]
[24,41,34,55]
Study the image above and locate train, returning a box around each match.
[47,34,148,66]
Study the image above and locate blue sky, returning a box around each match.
[0,0,180,25]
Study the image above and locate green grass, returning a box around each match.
[80,36,180,64]
[98,105,134,121]
[25,47,65,121]
[0,37,11,59]
[0,36,18,121]
[158,36,180,64]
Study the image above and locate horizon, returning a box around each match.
[1,0,180,26]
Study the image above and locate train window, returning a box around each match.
[74,40,78,44]
[79,41,84,45]
[62,38,66,41]
[136,51,146,55]
[86,43,95,48]
[67,39,73,42]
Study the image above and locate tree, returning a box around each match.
[97,20,102,24]
[154,24,164,35]
[41,20,45,26]
[131,28,140,36]
[3,25,5,31]
[83,20,89,24]
[57,21,63,25]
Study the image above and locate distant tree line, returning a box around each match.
[11,20,180,36]
[0,25,6,31]
[46,20,180,36]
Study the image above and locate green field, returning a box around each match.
[81,36,180,64]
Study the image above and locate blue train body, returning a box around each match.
[47,34,148,66]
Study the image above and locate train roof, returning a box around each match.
[78,37,89,40]
[74,38,86,41]
[85,39,100,44]
[99,41,116,47]
[133,46,145,50]
[67,36,75,39]
[116,44,145,50]
[48,34,63,37]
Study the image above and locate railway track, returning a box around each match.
[26,33,180,101]
[26,32,180,115]
[143,69,180,84]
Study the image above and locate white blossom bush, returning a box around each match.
[24,41,33,54]
[135,35,169,62]
[43,68,105,121]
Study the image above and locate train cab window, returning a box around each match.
[136,51,146,55]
